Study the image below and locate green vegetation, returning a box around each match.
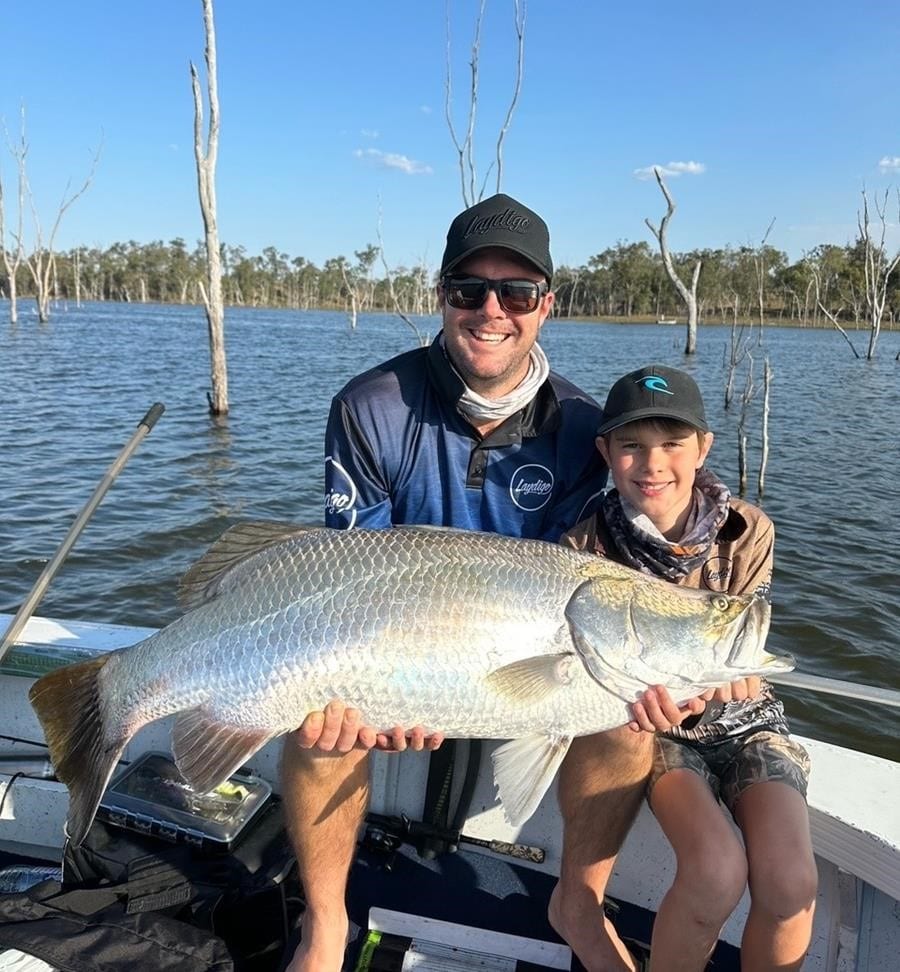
[2,235,898,328]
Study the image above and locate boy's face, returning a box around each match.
[597,421,714,540]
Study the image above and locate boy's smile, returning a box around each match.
[597,421,714,539]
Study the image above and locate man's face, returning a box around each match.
[438,248,554,399]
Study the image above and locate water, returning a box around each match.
[2,302,898,761]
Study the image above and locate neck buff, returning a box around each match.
[440,335,551,424]
[600,466,731,581]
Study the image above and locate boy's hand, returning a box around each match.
[628,685,709,733]
[294,701,444,752]
[708,676,762,703]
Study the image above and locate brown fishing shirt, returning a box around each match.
[562,499,790,743]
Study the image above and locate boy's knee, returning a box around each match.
[675,841,748,920]
[751,857,818,918]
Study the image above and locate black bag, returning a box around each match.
[0,801,302,971]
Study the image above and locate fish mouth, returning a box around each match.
[725,598,792,673]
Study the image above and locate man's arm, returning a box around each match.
[325,397,393,529]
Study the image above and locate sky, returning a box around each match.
[2,1,899,273]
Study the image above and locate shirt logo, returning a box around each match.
[509,464,554,511]
[701,556,733,591]
[636,376,673,395]
[325,457,358,528]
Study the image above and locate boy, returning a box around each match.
[564,364,817,972]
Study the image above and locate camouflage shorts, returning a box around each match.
[648,728,810,812]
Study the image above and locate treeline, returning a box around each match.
[2,236,898,327]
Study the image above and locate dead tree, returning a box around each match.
[858,188,900,360]
[810,265,860,358]
[0,108,27,324]
[376,204,429,347]
[758,358,772,499]
[752,218,776,342]
[192,0,228,415]
[645,167,701,354]
[444,0,526,206]
[736,355,756,498]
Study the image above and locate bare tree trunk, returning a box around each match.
[758,358,771,499]
[858,188,900,360]
[192,0,228,415]
[645,167,701,354]
[736,356,755,498]
[753,218,775,343]
[811,268,860,358]
[444,0,527,206]
[1,107,29,324]
[377,204,429,347]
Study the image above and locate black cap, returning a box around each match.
[440,193,553,281]
[596,365,709,436]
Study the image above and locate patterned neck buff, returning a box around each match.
[440,335,551,424]
[600,466,731,581]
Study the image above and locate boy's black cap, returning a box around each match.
[440,193,553,281]
[597,364,709,436]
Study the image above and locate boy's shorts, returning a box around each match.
[648,728,810,813]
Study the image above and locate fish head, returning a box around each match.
[567,566,793,699]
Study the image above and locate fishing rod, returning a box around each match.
[769,671,900,710]
[0,403,166,667]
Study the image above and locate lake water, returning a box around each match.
[2,301,898,761]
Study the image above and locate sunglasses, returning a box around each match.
[441,275,549,314]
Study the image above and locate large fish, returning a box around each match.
[29,522,791,846]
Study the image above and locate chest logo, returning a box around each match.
[701,556,733,591]
[509,464,554,511]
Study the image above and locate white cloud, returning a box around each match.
[634,160,706,180]
[353,148,433,175]
[878,156,900,173]
[360,128,379,139]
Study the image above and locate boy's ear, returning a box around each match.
[697,432,714,467]
[596,435,610,464]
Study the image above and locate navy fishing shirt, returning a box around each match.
[324,335,607,541]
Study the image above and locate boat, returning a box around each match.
[656,318,678,325]
[1,612,898,970]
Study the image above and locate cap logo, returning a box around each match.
[636,376,673,395]
[464,207,531,239]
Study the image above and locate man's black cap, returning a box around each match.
[597,364,709,436]
[440,193,553,281]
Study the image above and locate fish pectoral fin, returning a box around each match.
[172,709,275,794]
[178,520,315,611]
[491,735,572,826]
[484,653,576,704]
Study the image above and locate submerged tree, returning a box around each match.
[857,188,900,359]
[645,167,702,354]
[192,0,228,415]
[444,0,526,205]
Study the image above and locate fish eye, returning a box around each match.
[712,595,730,611]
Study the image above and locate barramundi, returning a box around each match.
[29,522,791,846]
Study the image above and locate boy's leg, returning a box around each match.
[281,735,370,972]
[648,768,748,972]
[548,726,653,972]
[733,780,817,972]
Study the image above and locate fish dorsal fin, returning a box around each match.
[178,520,315,611]
[485,653,576,704]
[491,734,573,826]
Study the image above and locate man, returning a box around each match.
[282,193,676,972]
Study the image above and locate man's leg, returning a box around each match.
[548,727,654,972]
[281,735,370,972]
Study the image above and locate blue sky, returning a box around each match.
[2,1,898,272]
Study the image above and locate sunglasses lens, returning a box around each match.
[445,278,488,309]
[499,281,540,313]
[444,276,543,313]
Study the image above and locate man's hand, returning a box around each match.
[294,700,444,753]
[706,676,762,704]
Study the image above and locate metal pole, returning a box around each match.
[769,671,900,710]
[0,403,165,665]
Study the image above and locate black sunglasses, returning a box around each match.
[441,275,549,314]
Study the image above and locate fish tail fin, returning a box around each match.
[29,654,130,847]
